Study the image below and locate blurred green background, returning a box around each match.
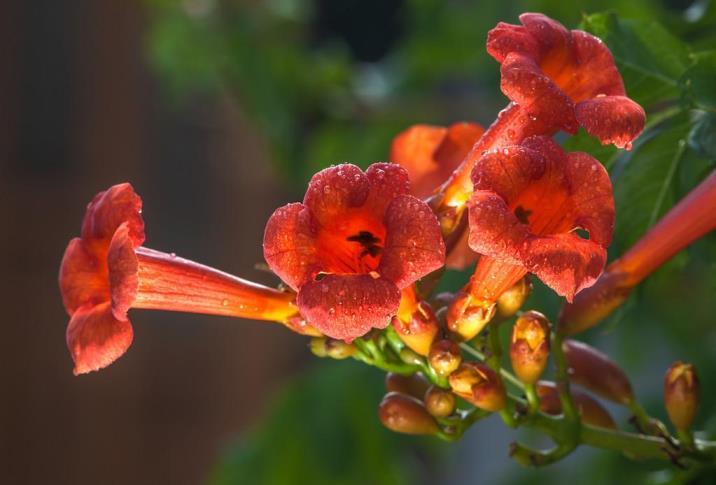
[3,0,714,484]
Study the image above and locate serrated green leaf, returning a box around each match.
[580,12,690,110]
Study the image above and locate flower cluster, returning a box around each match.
[57,11,716,469]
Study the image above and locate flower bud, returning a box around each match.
[537,381,616,430]
[392,301,439,356]
[379,392,439,435]
[446,291,496,341]
[664,361,700,431]
[449,362,506,412]
[385,372,430,399]
[563,339,633,405]
[424,386,456,418]
[310,337,355,360]
[428,339,462,377]
[509,311,550,385]
[496,277,532,320]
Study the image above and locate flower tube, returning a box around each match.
[59,183,310,375]
[559,170,716,335]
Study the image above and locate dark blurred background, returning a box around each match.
[2,1,714,484]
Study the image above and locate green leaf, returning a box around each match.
[580,12,691,110]
[209,361,424,485]
[688,110,716,160]
[611,115,691,252]
[562,129,619,169]
[680,51,716,111]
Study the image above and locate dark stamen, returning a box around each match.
[347,231,383,258]
[514,206,532,224]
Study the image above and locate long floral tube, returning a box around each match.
[132,247,298,322]
[60,183,314,375]
[433,103,540,215]
[559,170,716,335]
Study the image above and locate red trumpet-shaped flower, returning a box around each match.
[467,136,615,303]
[435,13,643,218]
[390,122,485,269]
[60,183,308,375]
[263,163,445,341]
[390,122,485,200]
[487,12,645,149]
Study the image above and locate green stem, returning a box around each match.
[521,408,716,465]
[524,383,540,416]
[550,333,578,422]
[460,343,525,390]
[352,339,417,375]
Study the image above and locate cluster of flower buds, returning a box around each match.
[379,372,449,436]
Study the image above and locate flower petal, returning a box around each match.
[59,238,109,315]
[467,191,529,265]
[365,163,412,216]
[575,96,646,149]
[487,21,540,62]
[80,183,145,246]
[520,12,572,55]
[563,152,615,246]
[390,123,484,199]
[380,195,446,288]
[471,145,547,202]
[446,229,478,270]
[570,31,625,99]
[390,124,447,196]
[303,164,370,227]
[107,222,139,319]
[524,233,607,301]
[263,203,321,290]
[435,123,485,166]
[500,52,577,133]
[297,274,400,341]
[66,302,134,375]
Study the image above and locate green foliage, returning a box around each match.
[581,12,690,109]
[209,361,426,485]
[575,12,715,254]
